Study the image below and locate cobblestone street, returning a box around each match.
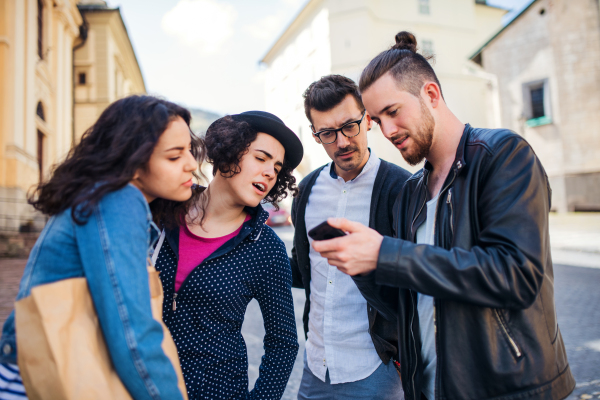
[1,213,599,399]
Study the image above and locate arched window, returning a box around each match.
[37,0,44,59]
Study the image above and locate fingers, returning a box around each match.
[311,236,344,253]
[327,217,366,233]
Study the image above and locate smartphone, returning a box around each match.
[308,221,347,241]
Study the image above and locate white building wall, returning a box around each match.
[263,0,505,174]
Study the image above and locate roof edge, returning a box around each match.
[469,0,537,60]
[260,0,321,65]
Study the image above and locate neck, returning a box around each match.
[425,109,465,198]
[427,110,464,172]
[335,149,370,182]
[199,176,247,227]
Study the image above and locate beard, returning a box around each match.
[390,100,435,166]
[334,144,362,171]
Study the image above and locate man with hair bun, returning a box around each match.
[290,74,410,399]
[313,32,575,400]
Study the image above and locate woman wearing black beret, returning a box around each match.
[151,111,303,400]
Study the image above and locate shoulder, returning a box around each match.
[466,127,529,156]
[378,159,412,184]
[97,184,149,221]
[298,165,328,190]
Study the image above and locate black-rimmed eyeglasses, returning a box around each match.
[312,110,366,144]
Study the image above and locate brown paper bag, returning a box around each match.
[15,266,188,400]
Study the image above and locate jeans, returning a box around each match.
[297,351,404,399]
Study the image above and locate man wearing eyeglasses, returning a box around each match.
[290,74,410,399]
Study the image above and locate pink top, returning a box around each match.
[175,215,251,292]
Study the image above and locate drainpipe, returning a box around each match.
[72,10,88,146]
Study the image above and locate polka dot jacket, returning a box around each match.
[154,205,299,400]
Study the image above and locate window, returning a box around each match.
[422,40,434,57]
[419,0,430,15]
[523,79,552,127]
[37,0,43,59]
[37,130,44,182]
[78,72,87,85]
[36,102,45,121]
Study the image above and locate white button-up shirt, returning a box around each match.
[304,150,382,384]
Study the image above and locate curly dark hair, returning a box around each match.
[158,116,298,229]
[29,95,204,224]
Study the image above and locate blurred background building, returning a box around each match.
[471,0,600,212]
[74,0,145,142]
[0,0,144,252]
[261,0,507,177]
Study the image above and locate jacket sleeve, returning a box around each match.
[376,136,550,310]
[250,238,299,400]
[76,187,184,400]
[289,196,304,289]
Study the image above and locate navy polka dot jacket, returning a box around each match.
[155,205,299,400]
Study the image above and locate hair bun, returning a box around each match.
[393,31,417,53]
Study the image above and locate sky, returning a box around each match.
[109,0,533,116]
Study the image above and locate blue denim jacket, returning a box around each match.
[0,184,184,400]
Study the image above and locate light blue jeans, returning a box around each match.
[297,351,404,399]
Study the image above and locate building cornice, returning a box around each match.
[53,2,84,37]
[261,0,323,65]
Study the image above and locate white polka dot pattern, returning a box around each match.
[155,208,299,399]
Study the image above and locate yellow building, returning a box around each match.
[0,0,82,233]
[0,0,144,237]
[74,0,146,142]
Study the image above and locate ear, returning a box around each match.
[423,82,442,108]
[365,113,374,131]
[313,134,322,144]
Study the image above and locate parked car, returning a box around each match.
[262,202,292,227]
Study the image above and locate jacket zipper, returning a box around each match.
[410,291,418,400]
[172,293,178,311]
[446,189,453,235]
[494,309,522,358]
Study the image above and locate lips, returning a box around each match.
[252,182,266,193]
[392,134,409,149]
[182,178,193,187]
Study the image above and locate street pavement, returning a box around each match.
[1,213,599,399]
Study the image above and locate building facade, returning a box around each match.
[471,0,600,211]
[0,0,144,237]
[0,0,82,233]
[74,0,145,142]
[261,0,506,175]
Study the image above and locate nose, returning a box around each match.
[379,119,397,141]
[185,150,199,172]
[262,163,276,179]
[336,130,351,148]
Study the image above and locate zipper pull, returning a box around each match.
[172,293,178,311]
[446,189,452,203]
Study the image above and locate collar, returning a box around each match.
[329,148,378,181]
[423,124,470,176]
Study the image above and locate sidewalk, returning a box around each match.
[549,213,600,269]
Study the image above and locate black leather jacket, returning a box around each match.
[355,125,575,400]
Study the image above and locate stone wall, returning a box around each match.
[480,0,600,211]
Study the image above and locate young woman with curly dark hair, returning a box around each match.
[152,111,303,400]
[0,95,203,400]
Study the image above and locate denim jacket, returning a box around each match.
[0,184,184,400]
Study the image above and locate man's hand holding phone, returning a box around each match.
[310,218,383,276]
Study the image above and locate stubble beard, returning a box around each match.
[392,101,435,166]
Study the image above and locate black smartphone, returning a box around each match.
[308,221,347,241]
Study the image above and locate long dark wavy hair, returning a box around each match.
[158,116,298,229]
[29,95,204,224]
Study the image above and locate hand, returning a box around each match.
[311,217,383,276]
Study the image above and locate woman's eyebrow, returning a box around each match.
[164,146,185,152]
[256,149,283,166]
